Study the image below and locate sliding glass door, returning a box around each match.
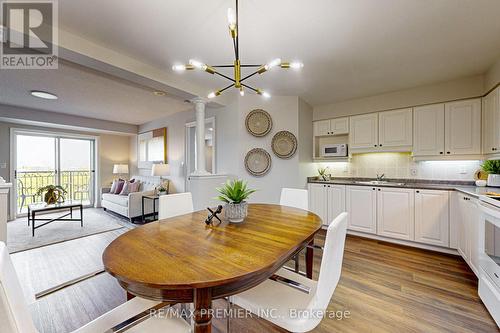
[13,132,96,216]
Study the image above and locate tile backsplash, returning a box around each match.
[316,153,482,181]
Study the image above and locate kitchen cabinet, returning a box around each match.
[413,99,481,157]
[308,183,345,226]
[483,87,500,154]
[349,113,379,149]
[413,104,445,156]
[377,187,415,241]
[346,186,377,234]
[454,192,480,275]
[378,108,413,148]
[445,99,481,155]
[414,189,449,247]
[313,117,349,136]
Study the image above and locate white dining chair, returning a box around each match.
[230,212,348,333]
[280,188,309,273]
[158,192,194,220]
[280,188,308,211]
[0,242,191,333]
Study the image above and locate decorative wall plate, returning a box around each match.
[245,109,273,137]
[245,148,272,176]
[271,131,297,159]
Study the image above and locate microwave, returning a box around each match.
[321,144,348,157]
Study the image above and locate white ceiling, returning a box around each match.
[0,61,192,125]
[55,0,500,106]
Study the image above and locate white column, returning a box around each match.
[191,98,210,176]
[0,184,12,244]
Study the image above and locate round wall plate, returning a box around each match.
[271,131,297,159]
[245,148,272,176]
[245,109,273,137]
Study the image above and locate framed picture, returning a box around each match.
[138,128,167,169]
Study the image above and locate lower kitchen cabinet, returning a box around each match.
[308,183,345,226]
[346,186,377,234]
[414,189,450,247]
[453,192,480,275]
[377,187,415,241]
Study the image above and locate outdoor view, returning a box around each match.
[16,135,94,214]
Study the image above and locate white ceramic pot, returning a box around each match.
[487,174,500,187]
[224,201,248,223]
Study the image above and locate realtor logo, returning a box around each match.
[1,0,58,69]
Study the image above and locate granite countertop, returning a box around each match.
[307,177,499,198]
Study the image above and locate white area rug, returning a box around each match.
[7,208,127,253]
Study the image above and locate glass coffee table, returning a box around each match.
[28,200,83,237]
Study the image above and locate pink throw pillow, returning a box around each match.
[128,181,141,193]
[114,180,125,194]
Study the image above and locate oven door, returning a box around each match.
[479,201,500,289]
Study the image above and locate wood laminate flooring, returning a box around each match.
[12,230,499,333]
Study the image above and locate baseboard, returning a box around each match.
[346,230,460,255]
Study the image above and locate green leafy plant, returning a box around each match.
[216,179,256,204]
[318,166,330,180]
[481,160,500,174]
[36,185,67,204]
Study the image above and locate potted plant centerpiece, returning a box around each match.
[482,160,500,187]
[216,179,256,223]
[36,185,67,204]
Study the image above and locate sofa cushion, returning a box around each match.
[102,193,129,207]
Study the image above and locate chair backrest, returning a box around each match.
[0,242,38,333]
[309,212,348,311]
[279,188,308,211]
[158,192,194,219]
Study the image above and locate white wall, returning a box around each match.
[313,75,484,120]
[131,95,314,204]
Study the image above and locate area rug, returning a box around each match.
[7,208,125,253]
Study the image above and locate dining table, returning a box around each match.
[103,203,323,333]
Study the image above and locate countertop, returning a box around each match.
[308,178,499,198]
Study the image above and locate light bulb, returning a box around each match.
[289,62,304,69]
[239,88,245,96]
[208,92,216,99]
[172,64,186,71]
[264,58,281,70]
[227,8,237,30]
[262,91,271,98]
[189,59,207,70]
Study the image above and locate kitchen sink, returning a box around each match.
[355,180,406,186]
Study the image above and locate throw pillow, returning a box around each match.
[114,180,125,194]
[119,181,130,196]
[110,180,118,193]
[128,181,141,193]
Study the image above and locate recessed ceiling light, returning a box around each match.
[30,90,58,100]
[153,90,166,96]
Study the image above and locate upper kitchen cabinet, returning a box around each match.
[313,117,349,136]
[413,104,445,156]
[413,98,481,159]
[483,87,500,155]
[445,99,481,155]
[378,108,413,148]
[349,113,379,150]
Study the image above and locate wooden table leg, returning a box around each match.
[193,288,212,333]
[305,239,314,279]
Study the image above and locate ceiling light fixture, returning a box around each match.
[30,90,58,100]
[172,0,303,99]
[153,90,166,96]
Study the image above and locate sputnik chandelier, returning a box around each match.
[172,0,303,99]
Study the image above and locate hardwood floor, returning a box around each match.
[12,230,499,333]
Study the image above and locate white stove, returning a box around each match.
[478,195,500,327]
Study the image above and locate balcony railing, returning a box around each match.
[16,170,93,213]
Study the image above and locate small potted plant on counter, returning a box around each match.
[216,179,256,223]
[318,166,330,181]
[482,160,500,187]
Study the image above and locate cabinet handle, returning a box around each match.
[377,189,381,191]
[439,152,444,155]
[379,144,383,147]
[374,145,378,147]
[372,188,376,190]
[416,190,420,193]
[446,152,451,154]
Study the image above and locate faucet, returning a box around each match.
[376,173,385,181]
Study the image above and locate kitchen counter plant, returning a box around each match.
[482,160,500,187]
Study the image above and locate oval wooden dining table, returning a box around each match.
[103,203,322,333]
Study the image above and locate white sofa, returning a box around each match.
[101,176,160,222]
